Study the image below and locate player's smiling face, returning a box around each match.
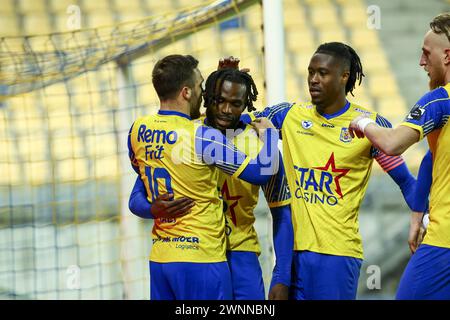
[419,30,449,90]
[207,80,247,131]
[307,53,349,111]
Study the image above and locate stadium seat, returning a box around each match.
[49,0,77,13]
[318,28,347,44]
[86,12,116,28]
[360,50,390,75]
[0,163,21,185]
[377,95,408,121]
[27,160,51,185]
[113,0,142,12]
[145,1,175,13]
[341,4,368,28]
[17,0,48,14]
[0,15,20,36]
[22,14,53,35]
[0,0,15,15]
[283,5,307,29]
[350,29,380,51]
[81,0,111,13]
[286,27,315,53]
[56,157,89,182]
[309,5,339,29]
[369,73,399,98]
[94,155,118,179]
[244,5,263,31]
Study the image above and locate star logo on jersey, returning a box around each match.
[301,120,313,130]
[313,153,350,199]
[221,180,242,226]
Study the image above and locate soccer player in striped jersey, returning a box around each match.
[130,67,294,300]
[241,42,417,299]
[349,13,450,299]
[128,55,280,300]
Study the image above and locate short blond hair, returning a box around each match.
[430,13,450,43]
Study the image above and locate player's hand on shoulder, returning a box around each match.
[268,283,289,300]
[251,117,275,136]
[349,115,370,139]
[151,193,195,219]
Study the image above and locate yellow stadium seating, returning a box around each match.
[377,95,408,122]
[113,0,142,12]
[0,0,16,14]
[17,0,48,14]
[49,0,78,13]
[0,16,20,36]
[22,14,53,35]
[350,28,381,51]
[81,0,111,13]
[368,73,399,98]
[56,158,89,182]
[309,5,339,29]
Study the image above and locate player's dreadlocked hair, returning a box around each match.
[315,42,365,96]
[203,68,258,112]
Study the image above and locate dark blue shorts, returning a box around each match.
[396,244,450,300]
[149,261,232,300]
[227,251,265,300]
[291,250,362,300]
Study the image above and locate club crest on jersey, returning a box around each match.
[301,120,313,130]
[340,128,352,143]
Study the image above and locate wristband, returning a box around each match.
[357,117,376,133]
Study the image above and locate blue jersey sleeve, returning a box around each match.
[195,125,279,185]
[402,87,450,139]
[128,123,140,174]
[412,150,432,212]
[372,114,417,210]
[128,176,155,219]
[261,152,291,207]
[269,205,294,289]
[240,102,294,130]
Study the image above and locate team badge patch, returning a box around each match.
[340,127,352,143]
[406,104,425,120]
[301,120,313,130]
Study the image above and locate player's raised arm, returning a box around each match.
[240,102,294,130]
[349,88,450,155]
[195,118,279,185]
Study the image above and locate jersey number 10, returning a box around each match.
[145,166,173,201]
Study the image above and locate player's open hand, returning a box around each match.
[268,283,289,300]
[251,117,275,137]
[150,193,195,219]
[408,211,425,254]
[217,56,250,73]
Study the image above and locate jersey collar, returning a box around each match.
[158,110,191,120]
[318,100,351,120]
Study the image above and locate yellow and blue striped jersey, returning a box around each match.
[246,101,405,259]
[215,122,291,254]
[128,110,252,263]
[401,83,450,249]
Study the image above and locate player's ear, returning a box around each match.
[444,48,450,65]
[181,86,191,100]
[341,70,350,84]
